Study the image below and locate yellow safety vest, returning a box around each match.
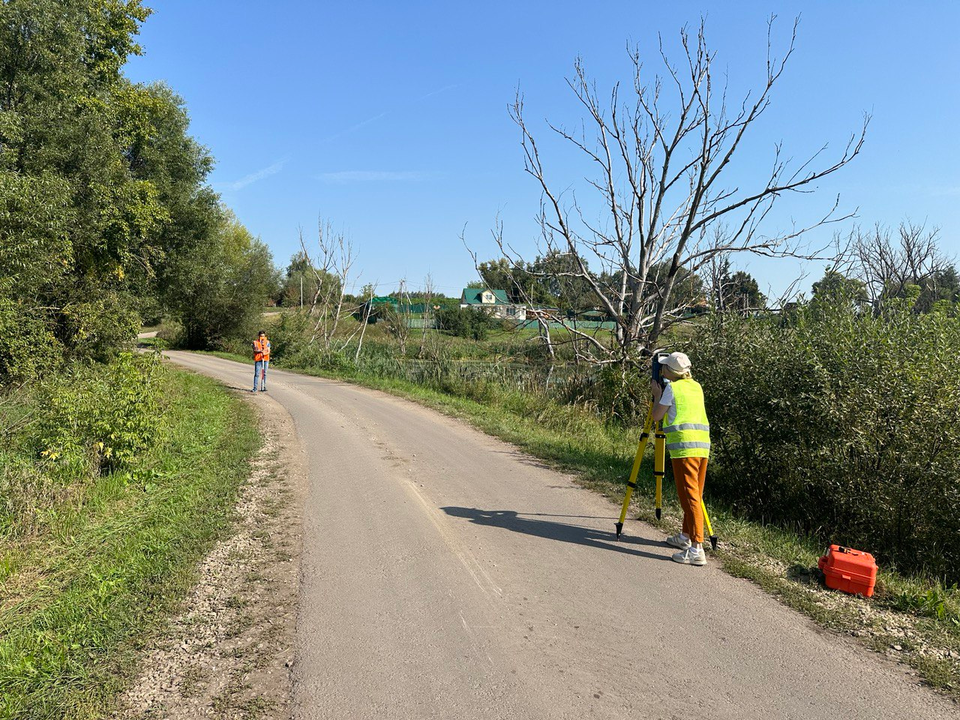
[663,378,711,458]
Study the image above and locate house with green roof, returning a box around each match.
[459,288,527,321]
[356,295,398,323]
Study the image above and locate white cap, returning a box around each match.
[658,351,692,373]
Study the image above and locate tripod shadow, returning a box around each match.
[440,507,672,562]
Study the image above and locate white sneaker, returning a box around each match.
[665,533,691,549]
[672,547,707,566]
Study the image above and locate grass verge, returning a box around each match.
[0,369,260,719]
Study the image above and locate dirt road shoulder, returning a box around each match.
[115,391,307,719]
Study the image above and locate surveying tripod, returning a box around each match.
[614,357,718,550]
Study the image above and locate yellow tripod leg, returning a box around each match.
[616,403,653,540]
[701,499,718,551]
[654,421,665,520]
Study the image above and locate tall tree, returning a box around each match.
[811,269,868,307]
[166,212,276,349]
[0,0,268,364]
[495,17,866,366]
[849,221,954,313]
[0,0,160,362]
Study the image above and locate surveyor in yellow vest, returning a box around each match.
[651,351,711,566]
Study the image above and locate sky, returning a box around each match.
[123,1,960,299]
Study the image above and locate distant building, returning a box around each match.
[459,288,527,321]
[358,295,398,323]
[525,306,559,322]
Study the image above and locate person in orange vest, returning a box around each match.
[252,330,271,392]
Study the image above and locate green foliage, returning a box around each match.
[0,0,269,363]
[32,352,163,478]
[0,294,63,385]
[650,261,705,309]
[279,251,320,307]
[722,270,765,311]
[811,269,868,307]
[584,364,649,424]
[695,298,960,582]
[889,584,960,624]
[435,306,499,340]
[916,266,960,313]
[0,1,173,357]
[476,254,601,309]
[0,171,73,302]
[166,214,278,349]
[0,369,258,718]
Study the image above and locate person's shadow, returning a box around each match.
[440,507,672,562]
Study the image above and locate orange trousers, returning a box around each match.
[671,456,708,544]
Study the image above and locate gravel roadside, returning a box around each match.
[114,390,307,719]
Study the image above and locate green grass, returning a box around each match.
[0,370,260,719]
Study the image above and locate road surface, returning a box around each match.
[166,352,956,720]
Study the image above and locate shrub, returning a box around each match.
[33,352,165,478]
[694,298,960,582]
[435,306,498,340]
[268,311,311,361]
[0,295,63,385]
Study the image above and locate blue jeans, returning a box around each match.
[253,360,268,390]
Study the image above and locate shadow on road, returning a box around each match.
[441,506,672,562]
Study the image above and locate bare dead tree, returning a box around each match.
[354,283,375,362]
[850,221,950,309]
[494,16,867,366]
[383,278,411,355]
[416,274,435,359]
[299,219,356,350]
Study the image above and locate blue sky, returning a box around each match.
[124,1,960,299]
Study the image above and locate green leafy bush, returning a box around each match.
[695,297,960,582]
[435,306,499,340]
[267,311,310,361]
[0,295,63,385]
[33,352,164,478]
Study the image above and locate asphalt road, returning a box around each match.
[166,352,957,720]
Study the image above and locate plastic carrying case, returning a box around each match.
[818,545,878,598]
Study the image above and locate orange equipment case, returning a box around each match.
[818,545,878,598]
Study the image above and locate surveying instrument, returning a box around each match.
[614,352,718,550]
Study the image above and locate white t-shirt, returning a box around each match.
[656,380,678,426]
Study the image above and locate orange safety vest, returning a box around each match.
[253,337,267,362]
[262,338,271,361]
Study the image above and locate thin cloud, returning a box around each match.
[221,159,286,191]
[416,83,459,102]
[317,170,438,183]
[324,112,389,143]
[321,84,460,143]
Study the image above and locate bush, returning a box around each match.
[268,311,311,361]
[694,297,960,582]
[435,306,499,340]
[564,364,648,425]
[0,295,63,385]
[32,352,165,478]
